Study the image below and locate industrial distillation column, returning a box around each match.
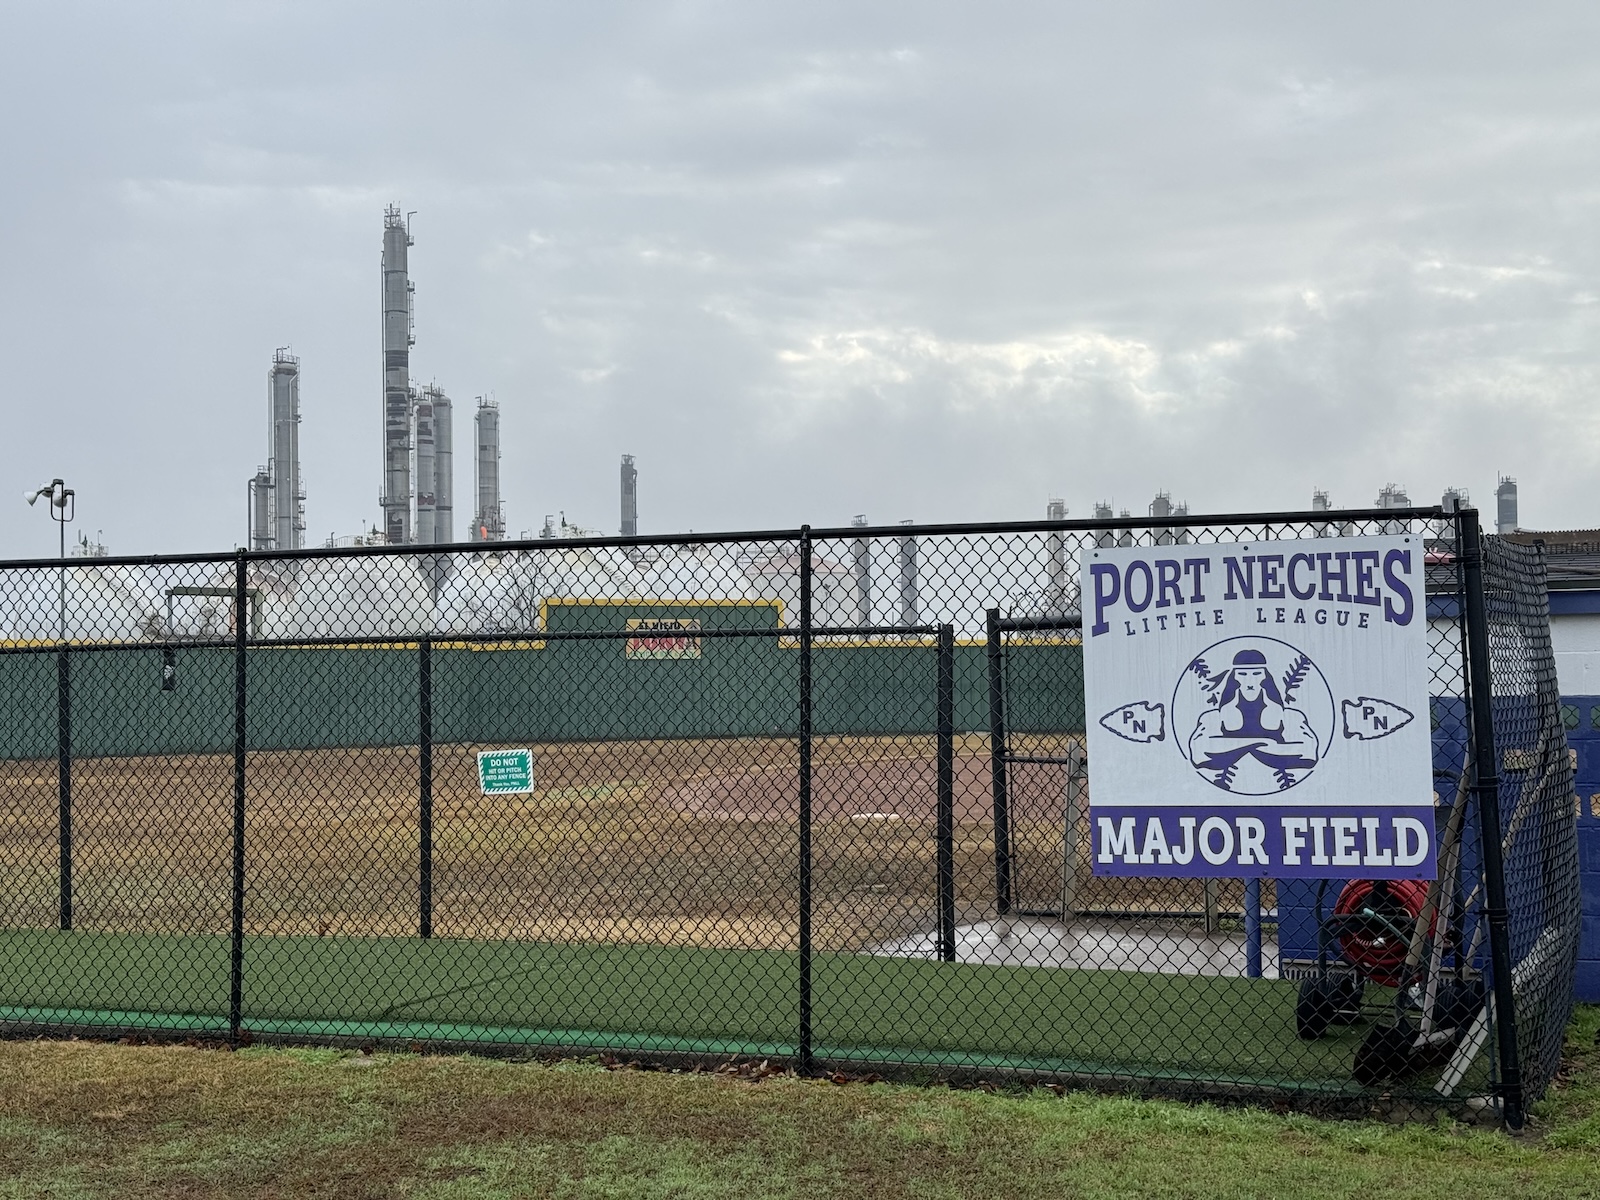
[268,348,303,551]
[1044,498,1067,615]
[896,520,919,627]
[471,397,503,541]
[620,454,638,537]
[380,206,414,545]
[248,467,271,551]
[433,387,452,542]
[850,514,871,625]
[412,386,436,545]
[412,383,452,544]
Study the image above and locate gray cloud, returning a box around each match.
[2,2,1598,556]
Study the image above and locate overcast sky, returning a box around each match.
[2,2,1598,558]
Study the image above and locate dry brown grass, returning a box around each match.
[0,735,1237,951]
[0,1029,1596,1199]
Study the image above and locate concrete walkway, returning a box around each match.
[871,916,1280,978]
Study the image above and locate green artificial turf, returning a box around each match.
[0,929,1421,1093]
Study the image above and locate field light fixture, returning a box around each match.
[25,478,75,641]
[26,480,72,514]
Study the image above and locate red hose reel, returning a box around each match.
[1332,878,1433,987]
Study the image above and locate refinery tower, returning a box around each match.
[470,396,504,541]
[247,347,305,552]
[379,206,470,545]
[380,206,416,544]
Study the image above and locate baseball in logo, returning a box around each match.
[1174,637,1335,795]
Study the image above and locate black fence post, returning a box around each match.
[937,623,956,963]
[419,637,433,940]
[229,548,247,1046]
[985,608,1011,917]
[57,646,71,932]
[797,526,813,1073]
[1460,507,1526,1129]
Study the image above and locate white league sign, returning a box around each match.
[1082,534,1436,880]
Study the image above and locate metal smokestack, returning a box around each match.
[1046,498,1067,611]
[433,386,453,543]
[471,396,503,541]
[1376,483,1411,536]
[1093,501,1114,549]
[1150,491,1174,546]
[1438,487,1470,544]
[268,348,303,551]
[412,387,436,545]
[248,467,271,551]
[620,454,638,537]
[896,520,919,628]
[850,514,871,626]
[380,206,414,545]
[1497,476,1518,534]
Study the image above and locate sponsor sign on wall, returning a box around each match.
[625,617,703,660]
[1082,535,1435,879]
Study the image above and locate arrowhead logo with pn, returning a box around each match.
[1340,697,1414,741]
[1100,701,1165,744]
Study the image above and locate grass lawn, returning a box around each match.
[1,930,1387,1091]
[0,1007,1594,1198]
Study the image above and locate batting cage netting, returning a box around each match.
[1475,535,1581,1106]
[0,507,1577,1125]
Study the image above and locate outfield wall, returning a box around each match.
[0,600,1084,758]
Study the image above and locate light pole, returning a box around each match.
[26,479,76,932]
[26,480,74,640]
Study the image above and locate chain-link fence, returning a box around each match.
[0,509,1576,1124]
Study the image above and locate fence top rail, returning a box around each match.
[994,615,1084,632]
[0,625,965,655]
[0,506,1455,572]
[804,506,1449,542]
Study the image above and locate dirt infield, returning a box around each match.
[664,754,995,822]
[0,735,1239,952]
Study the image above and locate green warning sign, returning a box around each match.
[477,748,534,795]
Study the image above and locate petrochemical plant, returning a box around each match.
[1,197,1519,646]
[0,198,1542,660]
[246,206,519,554]
[2,199,1509,646]
[233,205,1527,567]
